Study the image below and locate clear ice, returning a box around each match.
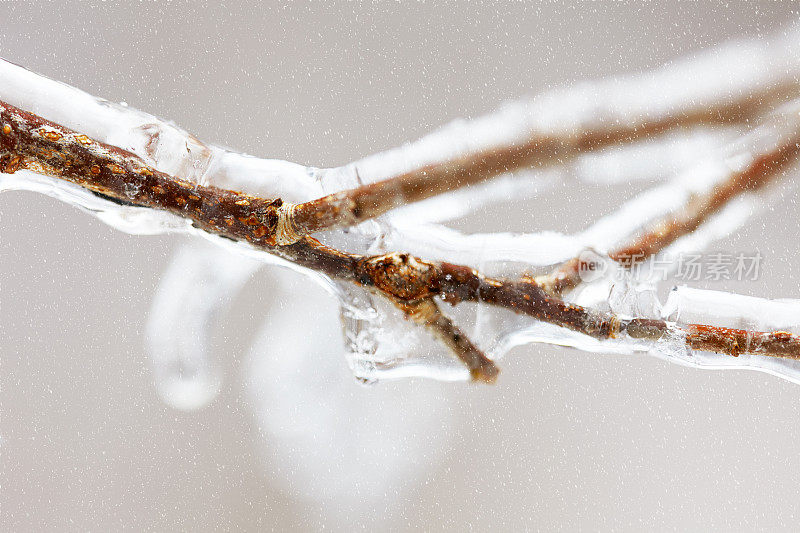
[3,21,800,411]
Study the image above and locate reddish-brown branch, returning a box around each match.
[683,324,800,358]
[392,297,499,383]
[625,318,800,360]
[287,83,794,238]
[0,99,299,247]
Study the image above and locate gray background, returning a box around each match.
[2,1,800,530]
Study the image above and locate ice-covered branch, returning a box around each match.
[3,21,800,392]
[535,99,800,295]
[4,92,800,381]
[282,24,800,239]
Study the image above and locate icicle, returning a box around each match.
[146,242,262,409]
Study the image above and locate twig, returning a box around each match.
[534,101,800,296]
[0,99,293,246]
[253,238,800,368]
[392,297,499,383]
[286,83,792,239]
[625,318,800,360]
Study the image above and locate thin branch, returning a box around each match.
[0,99,294,247]
[286,239,800,366]
[392,297,499,383]
[286,83,792,239]
[626,318,800,359]
[534,101,800,296]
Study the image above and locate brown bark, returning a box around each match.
[287,81,796,239]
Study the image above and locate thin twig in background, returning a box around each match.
[534,101,800,296]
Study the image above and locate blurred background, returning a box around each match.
[2,1,800,530]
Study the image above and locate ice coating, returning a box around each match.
[0,57,325,196]
[0,58,217,181]
[485,278,800,387]
[572,127,739,185]
[657,286,800,384]
[0,168,191,235]
[382,98,800,280]
[2,20,800,404]
[336,281,471,382]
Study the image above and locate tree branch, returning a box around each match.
[5,96,800,382]
[286,81,793,239]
